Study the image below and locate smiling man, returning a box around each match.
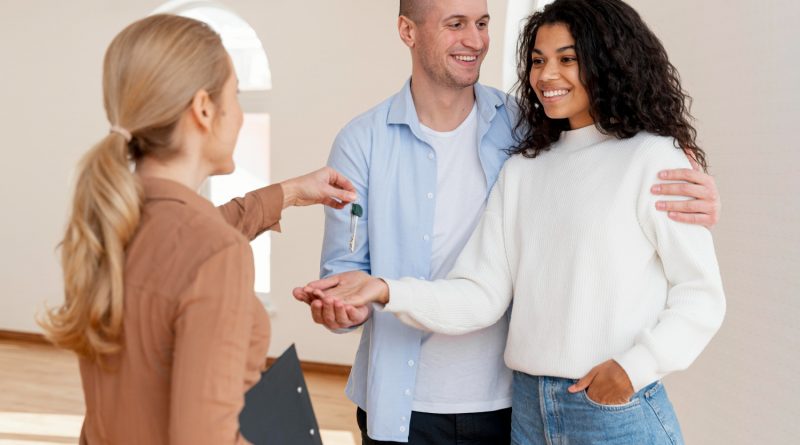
[296,1,722,444]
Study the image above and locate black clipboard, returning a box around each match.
[239,344,323,445]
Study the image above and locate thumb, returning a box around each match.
[568,368,598,393]
[683,148,702,171]
[327,169,356,193]
[306,276,341,292]
[345,304,368,324]
[326,184,357,204]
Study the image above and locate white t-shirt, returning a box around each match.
[412,104,512,413]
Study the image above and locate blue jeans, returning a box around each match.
[511,372,684,445]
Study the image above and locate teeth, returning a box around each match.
[543,89,569,98]
[455,55,477,62]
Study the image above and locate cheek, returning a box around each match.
[529,69,538,88]
[568,67,584,91]
[574,83,590,105]
[235,110,244,132]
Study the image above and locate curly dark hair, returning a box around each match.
[509,0,707,170]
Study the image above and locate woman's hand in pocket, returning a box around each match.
[568,359,635,405]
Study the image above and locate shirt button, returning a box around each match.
[423,235,430,241]
[400,426,407,433]
[426,192,434,199]
[428,152,435,160]
[408,360,415,367]
[404,389,412,396]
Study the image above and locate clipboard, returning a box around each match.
[239,344,323,445]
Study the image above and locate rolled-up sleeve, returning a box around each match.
[218,184,284,239]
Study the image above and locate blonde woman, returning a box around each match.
[41,14,355,445]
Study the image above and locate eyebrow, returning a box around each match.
[532,45,576,54]
[443,13,491,22]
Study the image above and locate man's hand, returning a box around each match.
[292,271,387,330]
[294,271,390,306]
[307,297,371,330]
[652,157,721,228]
[568,360,635,405]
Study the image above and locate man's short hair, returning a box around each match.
[399,0,432,23]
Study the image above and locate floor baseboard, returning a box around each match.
[0,329,49,345]
[266,356,351,376]
[0,330,352,376]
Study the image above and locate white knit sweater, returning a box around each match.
[383,125,726,392]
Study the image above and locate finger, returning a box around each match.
[650,182,708,200]
[568,369,597,393]
[320,280,359,300]
[322,197,347,209]
[657,167,708,185]
[306,276,341,291]
[292,287,314,304]
[655,199,714,214]
[327,168,357,193]
[321,297,339,327]
[667,211,715,227]
[345,305,368,324]
[310,299,325,325]
[681,149,703,172]
[333,300,353,327]
[325,185,357,205]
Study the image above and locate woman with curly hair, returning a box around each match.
[295,0,725,443]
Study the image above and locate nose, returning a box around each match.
[462,24,485,52]
[541,59,560,81]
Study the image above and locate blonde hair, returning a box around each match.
[40,14,232,359]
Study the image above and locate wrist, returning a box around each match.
[377,279,390,305]
[280,180,298,208]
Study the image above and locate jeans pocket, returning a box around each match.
[643,382,684,445]
[582,390,640,412]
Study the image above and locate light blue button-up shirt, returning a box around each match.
[320,79,517,442]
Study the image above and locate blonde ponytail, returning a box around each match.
[44,134,141,357]
[40,14,231,359]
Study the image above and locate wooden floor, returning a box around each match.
[0,339,361,445]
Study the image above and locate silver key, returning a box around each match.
[349,202,363,253]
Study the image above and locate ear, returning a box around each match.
[189,89,214,133]
[398,15,416,49]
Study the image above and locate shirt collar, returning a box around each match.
[387,78,505,129]
[140,176,220,220]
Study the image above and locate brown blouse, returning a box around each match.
[79,177,283,445]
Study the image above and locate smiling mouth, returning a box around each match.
[542,89,570,98]
[453,55,478,62]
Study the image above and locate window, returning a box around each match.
[153,1,273,301]
[503,0,555,91]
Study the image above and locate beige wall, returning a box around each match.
[2,0,799,442]
[628,0,800,443]
[0,0,506,364]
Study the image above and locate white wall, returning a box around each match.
[0,0,506,365]
[3,0,799,441]
[628,0,800,442]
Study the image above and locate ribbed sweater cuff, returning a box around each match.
[613,344,661,392]
[382,279,415,313]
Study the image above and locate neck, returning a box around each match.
[410,72,476,132]
[135,151,209,191]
